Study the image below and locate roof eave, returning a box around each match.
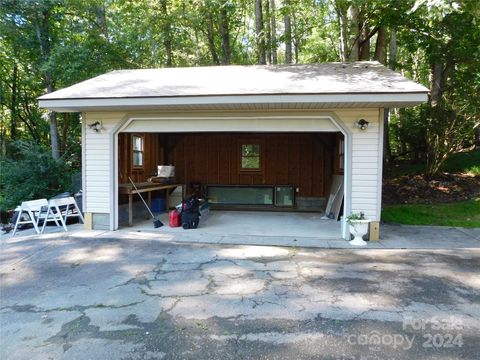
[38,93,428,112]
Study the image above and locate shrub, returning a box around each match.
[0,141,73,212]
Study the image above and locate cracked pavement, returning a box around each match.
[1,234,479,359]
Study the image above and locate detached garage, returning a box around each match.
[38,62,428,240]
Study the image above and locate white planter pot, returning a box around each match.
[349,220,370,246]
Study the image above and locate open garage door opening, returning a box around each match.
[116,131,345,240]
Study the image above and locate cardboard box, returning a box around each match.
[157,165,175,177]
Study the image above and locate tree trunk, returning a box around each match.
[374,26,386,63]
[359,21,370,60]
[270,0,277,64]
[381,28,396,164]
[293,13,299,63]
[194,29,201,64]
[1,125,6,157]
[205,12,220,65]
[255,0,266,64]
[474,125,480,149]
[337,7,347,61]
[284,1,292,64]
[61,113,69,153]
[10,62,17,141]
[45,77,60,160]
[347,5,359,61]
[35,8,59,160]
[95,4,109,40]
[389,28,397,70]
[265,0,271,64]
[430,61,444,107]
[160,0,173,67]
[219,5,231,65]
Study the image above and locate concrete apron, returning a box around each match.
[3,220,480,250]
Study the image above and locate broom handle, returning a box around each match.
[128,177,156,219]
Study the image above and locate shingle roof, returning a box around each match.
[39,62,428,100]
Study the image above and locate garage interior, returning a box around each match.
[117,131,345,238]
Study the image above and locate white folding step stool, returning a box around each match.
[41,197,84,234]
[12,199,48,237]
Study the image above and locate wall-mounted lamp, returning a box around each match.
[355,119,369,131]
[88,121,103,133]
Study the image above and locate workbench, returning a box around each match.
[119,182,180,226]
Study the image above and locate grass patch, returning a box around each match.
[382,198,480,228]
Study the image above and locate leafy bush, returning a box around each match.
[0,142,73,212]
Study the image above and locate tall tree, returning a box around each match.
[34,4,60,160]
[374,26,386,63]
[255,0,266,64]
[219,3,231,65]
[270,0,278,64]
[264,0,272,64]
[346,5,359,61]
[283,0,292,64]
[160,0,173,66]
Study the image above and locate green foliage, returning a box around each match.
[442,150,480,175]
[390,106,428,160]
[388,149,480,177]
[346,211,366,224]
[0,142,72,212]
[0,0,479,205]
[394,0,480,173]
[382,198,480,228]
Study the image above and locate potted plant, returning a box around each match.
[346,212,370,246]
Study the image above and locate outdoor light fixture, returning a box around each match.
[88,121,103,133]
[355,119,369,130]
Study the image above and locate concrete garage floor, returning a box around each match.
[132,210,342,245]
[1,233,480,360]
[160,210,341,237]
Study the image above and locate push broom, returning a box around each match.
[128,177,163,228]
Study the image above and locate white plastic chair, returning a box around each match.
[12,199,48,237]
[40,197,84,234]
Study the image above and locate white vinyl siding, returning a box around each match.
[81,108,384,231]
[83,113,123,214]
[334,109,381,220]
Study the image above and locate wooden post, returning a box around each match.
[128,193,133,226]
[369,221,380,241]
[84,213,93,230]
[165,189,170,211]
[147,191,152,219]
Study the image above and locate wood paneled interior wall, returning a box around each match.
[118,132,338,198]
[167,133,337,198]
[118,133,163,183]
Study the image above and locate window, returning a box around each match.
[241,143,261,170]
[338,137,345,172]
[132,134,144,167]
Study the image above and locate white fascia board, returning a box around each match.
[38,93,428,112]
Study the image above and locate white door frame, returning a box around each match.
[110,112,352,239]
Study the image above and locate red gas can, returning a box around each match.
[169,209,181,227]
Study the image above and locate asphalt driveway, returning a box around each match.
[1,234,479,360]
